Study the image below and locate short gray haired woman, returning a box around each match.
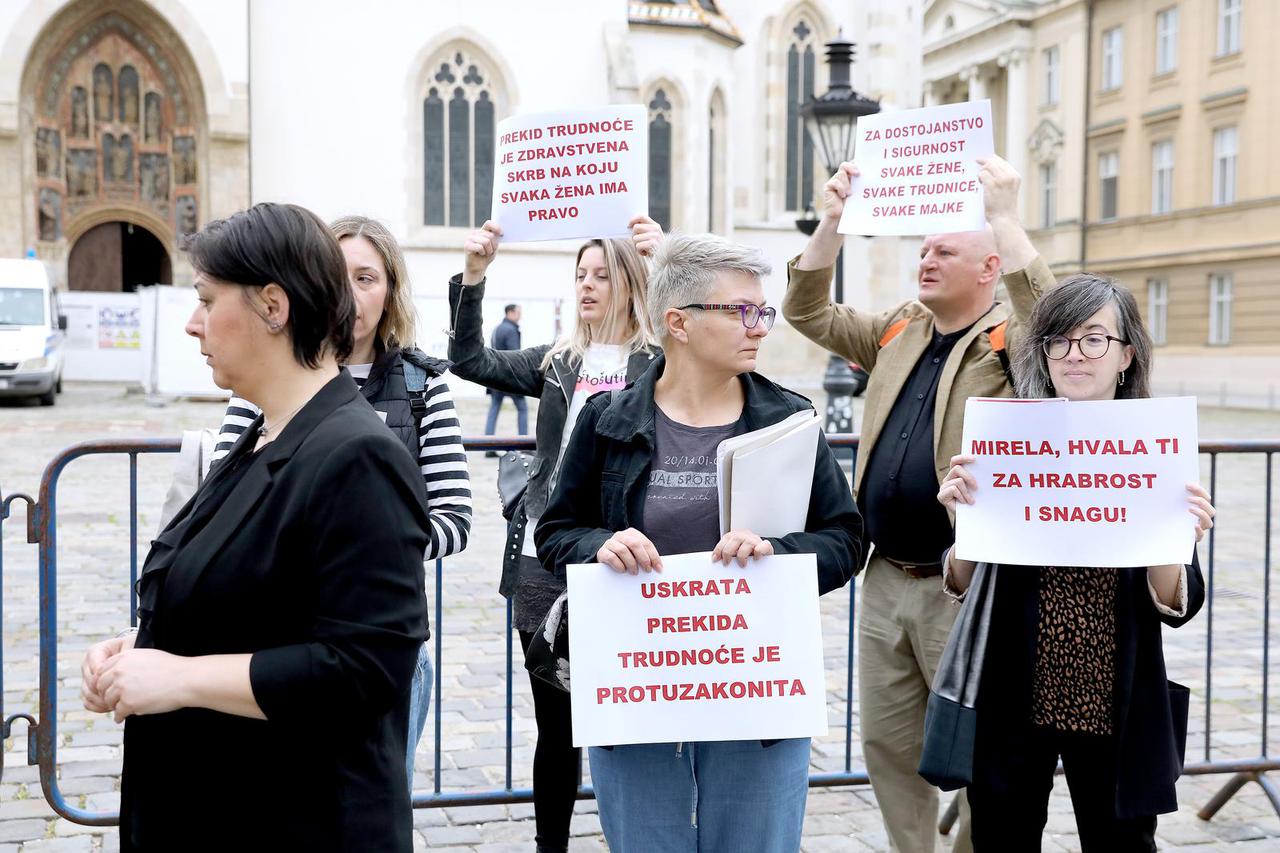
[937,274,1215,850]
[537,234,865,852]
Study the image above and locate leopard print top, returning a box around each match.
[1031,566,1118,735]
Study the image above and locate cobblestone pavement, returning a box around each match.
[1,383,1279,851]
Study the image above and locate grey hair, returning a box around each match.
[1013,273,1153,400]
[648,233,773,341]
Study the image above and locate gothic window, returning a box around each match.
[708,90,727,233]
[648,89,674,230]
[785,18,818,212]
[423,49,500,227]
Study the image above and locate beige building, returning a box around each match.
[924,0,1279,401]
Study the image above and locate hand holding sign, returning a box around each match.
[818,162,860,224]
[462,220,502,284]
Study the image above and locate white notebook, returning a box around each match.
[716,411,821,537]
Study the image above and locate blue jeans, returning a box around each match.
[405,642,433,789]
[588,738,811,852]
[485,392,529,435]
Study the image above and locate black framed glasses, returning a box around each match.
[1042,333,1128,360]
[678,303,777,330]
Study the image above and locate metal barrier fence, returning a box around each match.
[0,436,1276,827]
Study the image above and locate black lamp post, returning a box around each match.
[799,30,880,435]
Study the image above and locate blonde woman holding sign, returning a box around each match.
[938,274,1214,851]
[451,215,660,853]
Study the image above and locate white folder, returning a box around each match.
[716,411,821,537]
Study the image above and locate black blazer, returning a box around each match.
[120,373,430,852]
[973,556,1205,819]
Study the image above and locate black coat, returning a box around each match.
[973,557,1205,818]
[447,274,657,596]
[535,355,865,596]
[121,373,430,852]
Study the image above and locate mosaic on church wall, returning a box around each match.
[32,16,200,244]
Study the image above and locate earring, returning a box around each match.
[1118,370,1126,387]
[268,321,282,332]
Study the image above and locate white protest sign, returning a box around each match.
[567,551,828,747]
[954,397,1200,568]
[492,105,647,243]
[839,100,994,236]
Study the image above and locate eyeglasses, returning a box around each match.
[1042,333,1128,360]
[678,303,777,331]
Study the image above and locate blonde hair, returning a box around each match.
[329,215,417,349]
[540,237,656,369]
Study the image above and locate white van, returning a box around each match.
[0,258,65,406]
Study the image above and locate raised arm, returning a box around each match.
[448,221,551,396]
[783,162,902,370]
[980,156,1053,347]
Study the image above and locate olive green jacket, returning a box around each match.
[782,255,1055,501]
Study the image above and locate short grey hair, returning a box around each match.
[648,233,773,341]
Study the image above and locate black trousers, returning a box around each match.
[968,725,1157,852]
[518,630,580,851]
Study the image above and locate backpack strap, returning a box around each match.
[403,361,429,422]
[985,320,1014,387]
[879,315,1014,386]
[878,317,912,348]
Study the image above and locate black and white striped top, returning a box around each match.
[209,364,472,560]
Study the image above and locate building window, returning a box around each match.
[649,89,674,230]
[1151,140,1174,214]
[1209,273,1232,344]
[785,18,818,212]
[1155,7,1178,75]
[1147,278,1169,345]
[1099,151,1119,220]
[708,90,727,233]
[1039,162,1057,228]
[1212,125,1238,206]
[1042,45,1060,106]
[422,49,499,227]
[1101,27,1124,91]
[1217,0,1242,56]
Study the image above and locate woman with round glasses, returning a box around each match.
[536,234,863,852]
[936,274,1214,851]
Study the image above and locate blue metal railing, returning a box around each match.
[1,437,1276,825]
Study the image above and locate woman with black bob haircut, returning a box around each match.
[938,273,1215,850]
[80,203,433,852]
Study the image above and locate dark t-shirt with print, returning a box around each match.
[643,406,746,557]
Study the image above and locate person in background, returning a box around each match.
[452,215,661,853]
[781,155,1049,853]
[484,303,529,456]
[208,215,471,788]
[81,203,430,851]
[536,233,864,852]
[938,273,1212,851]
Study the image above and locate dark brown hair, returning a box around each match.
[184,203,354,367]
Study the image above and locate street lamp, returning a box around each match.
[799,29,880,435]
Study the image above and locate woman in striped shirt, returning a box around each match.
[209,216,471,787]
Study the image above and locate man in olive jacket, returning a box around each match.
[782,155,1053,853]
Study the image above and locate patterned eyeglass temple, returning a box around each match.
[677,303,777,330]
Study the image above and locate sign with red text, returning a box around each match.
[839,100,994,237]
[492,105,647,243]
[954,397,1200,568]
[567,552,828,747]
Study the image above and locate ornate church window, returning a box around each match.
[423,48,500,227]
